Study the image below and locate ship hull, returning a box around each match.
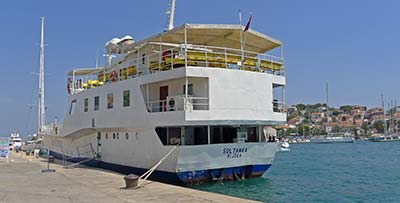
[49,149,274,185]
[45,133,278,185]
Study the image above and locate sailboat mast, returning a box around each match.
[326,83,329,134]
[381,94,387,136]
[38,17,45,133]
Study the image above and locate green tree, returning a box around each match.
[340,105,353,113]
[373,120,384,133]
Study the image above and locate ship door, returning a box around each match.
[159,86,168,112]
[96,132,102,157]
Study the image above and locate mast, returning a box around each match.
[381,94,387,136]
[38,17,45,133]
[166,0,176,30]
[326,83,329,135]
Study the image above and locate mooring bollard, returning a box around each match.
[124,174,139,189]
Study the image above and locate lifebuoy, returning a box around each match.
[66,77,71,94]
[110,70,118,82]
[162,51,168,61]
[168,98,175,111]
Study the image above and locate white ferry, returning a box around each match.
[9,132,22,151]
[42,13,287,185]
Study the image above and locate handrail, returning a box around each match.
[145,97,209,113]
[68,43,285,95]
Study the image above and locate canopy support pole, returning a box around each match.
[184,25,188,68]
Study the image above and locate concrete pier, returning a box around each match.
[0,152,258,203]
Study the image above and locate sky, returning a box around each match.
[0,0,399,136]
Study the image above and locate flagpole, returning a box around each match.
[239,9,244,70]
[242,13,252,51]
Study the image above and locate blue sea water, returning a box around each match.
[193,141,400,203]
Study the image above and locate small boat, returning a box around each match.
[368,134,400,142]
[280,141,290,151]
[9,132,22,151]
[311,136,355,144]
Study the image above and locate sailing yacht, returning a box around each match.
[369,95,400,142]
[41,2,287,185]
[311,84,355,144]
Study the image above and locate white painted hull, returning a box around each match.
[43,131,279,184]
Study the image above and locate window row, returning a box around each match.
[101,132,130,140]
[70,90,131,115]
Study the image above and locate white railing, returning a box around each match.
[145,96,209,113]
[40,124,62,135]
[273,101,286,113]
[68,43,285,95]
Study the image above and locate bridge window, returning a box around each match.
[123,90,130,107]
[69,100,77,115]
[107,93,113,109]
[94,96,99,111]
[84,98,88,112]
[182,84,193,95]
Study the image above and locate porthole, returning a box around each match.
[113,133,115,139]
[125,133,129,140]
[117,133,119,139]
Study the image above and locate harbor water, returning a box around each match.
[193,141,400,203]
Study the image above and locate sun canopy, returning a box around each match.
[127,24,282,54]
[68,67,103,76]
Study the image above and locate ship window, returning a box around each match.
[117,133,119,139]
[84,98,88,112]
[182,84,193,95]
[125,133,129,140]
[94,96,99,111]
[105,133,108,139]
[123,90,130,107]
[210,126,237,144]
[107,93,113,109]
[155,127,181,145]
[69,100,77,115]
[142,53,146,64]
[113,133,115,139]
[184,126,208,145]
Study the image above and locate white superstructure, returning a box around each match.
[42,23,287,184]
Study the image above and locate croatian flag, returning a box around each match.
[244,14,252,32]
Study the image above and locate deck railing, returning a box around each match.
[273,100,286,113]
[69,43,284,94]
[145,96,209,113]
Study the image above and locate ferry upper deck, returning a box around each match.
[68,24,285,94]
[58,24,287,137]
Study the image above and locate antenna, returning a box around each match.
[95,49,99,68]
[166,0,176,30]
[38,17,45,133]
